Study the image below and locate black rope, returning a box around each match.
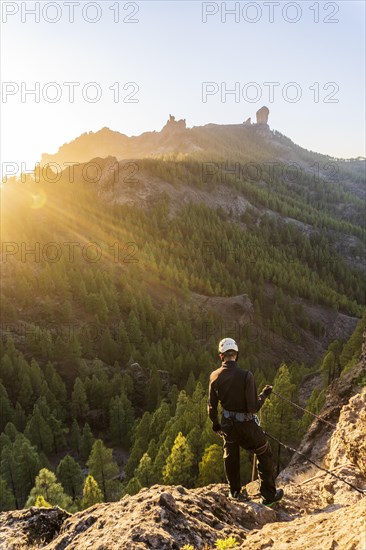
[265,431,365,496]
[271,390,337,430]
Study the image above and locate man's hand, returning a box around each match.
[262,385,273,398]
[212,423,226,438]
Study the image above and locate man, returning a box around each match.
[208,337,283,506]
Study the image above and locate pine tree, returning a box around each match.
[185,372,196,396]
[48,415,67,453]
[126,311,142,345]
[26,468,72,510]
[24,405,54,454]
[80,423,95,462]
[17,372,34,413]
[300,387,325,433]
[87,440,119,501]
[0,445,19,508]
[150,401,171,440]
[70,419,81,454]
[260,364,296,474]
[197,444,225,485]
[0,477,16,511]
[186,426,204,465]
[163,432,194,487]
[146,366,162,412]
[71,378,89,422]
[57,455,84,500]
[339,316,365,371]
[81,475,103,509]
[123,412,151,479]
[117,320,132,359]
[100,328,119,365]
[152,431,177,483]
[0,383,14,431]
[48,368,67,408]
[29,359,43,396]
[35,495,51,507]
[13,402,27,432]
[169,385,179,415]
[320,351,336,386]
[12,434,42,507]
[79,325,95,358]
[123,476,142,496]
[135,453,153,487]
[4,422,18,442]
[109,392,134,447]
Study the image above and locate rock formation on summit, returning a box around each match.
[256,105,270,124]
[162,114,187,135]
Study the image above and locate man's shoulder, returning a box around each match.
[210,366,253,379]
[210,367,222,381]
[238,367,252,378]
[242,369,253,377]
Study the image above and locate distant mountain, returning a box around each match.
[41,112,365,200]
[36,111,366,277]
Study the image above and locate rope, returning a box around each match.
[299,463,356,485]
[271,390,337,430]
[251,410,262,482]
[264,431,365,496]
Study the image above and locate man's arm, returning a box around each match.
[208,375,220,429]
[245,371,272,412]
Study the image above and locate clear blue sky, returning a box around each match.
[1,1,365,174]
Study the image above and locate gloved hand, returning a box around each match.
[262,385,273,398]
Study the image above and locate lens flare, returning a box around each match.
[30,189,47,209]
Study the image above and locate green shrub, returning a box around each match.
[215,536,239,549]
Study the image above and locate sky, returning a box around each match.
[1,0,365,177]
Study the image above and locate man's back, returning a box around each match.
[208,360,263,424]
[210,361,249,412]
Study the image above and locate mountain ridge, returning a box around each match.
[40,113,366,176]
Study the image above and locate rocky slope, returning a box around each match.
[1,347,365,550]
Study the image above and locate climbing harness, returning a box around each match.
[223,410,254,422]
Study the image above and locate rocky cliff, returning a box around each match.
[1,356,365,550]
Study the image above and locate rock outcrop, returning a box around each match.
[241,497,365,550]
[280,347,366,479]
[161,115,187,135]
[256,106,269,125]
[193,293,254,330]
[0,485,276,550]
[0,507,69,549]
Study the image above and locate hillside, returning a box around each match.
[0,342,364,550]
[34,112,366,279]
[0,112,365,533]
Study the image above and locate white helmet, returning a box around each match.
[218,337,238,354]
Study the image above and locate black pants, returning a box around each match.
[221,418,276,501]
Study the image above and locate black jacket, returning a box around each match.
[208,360,266,427]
